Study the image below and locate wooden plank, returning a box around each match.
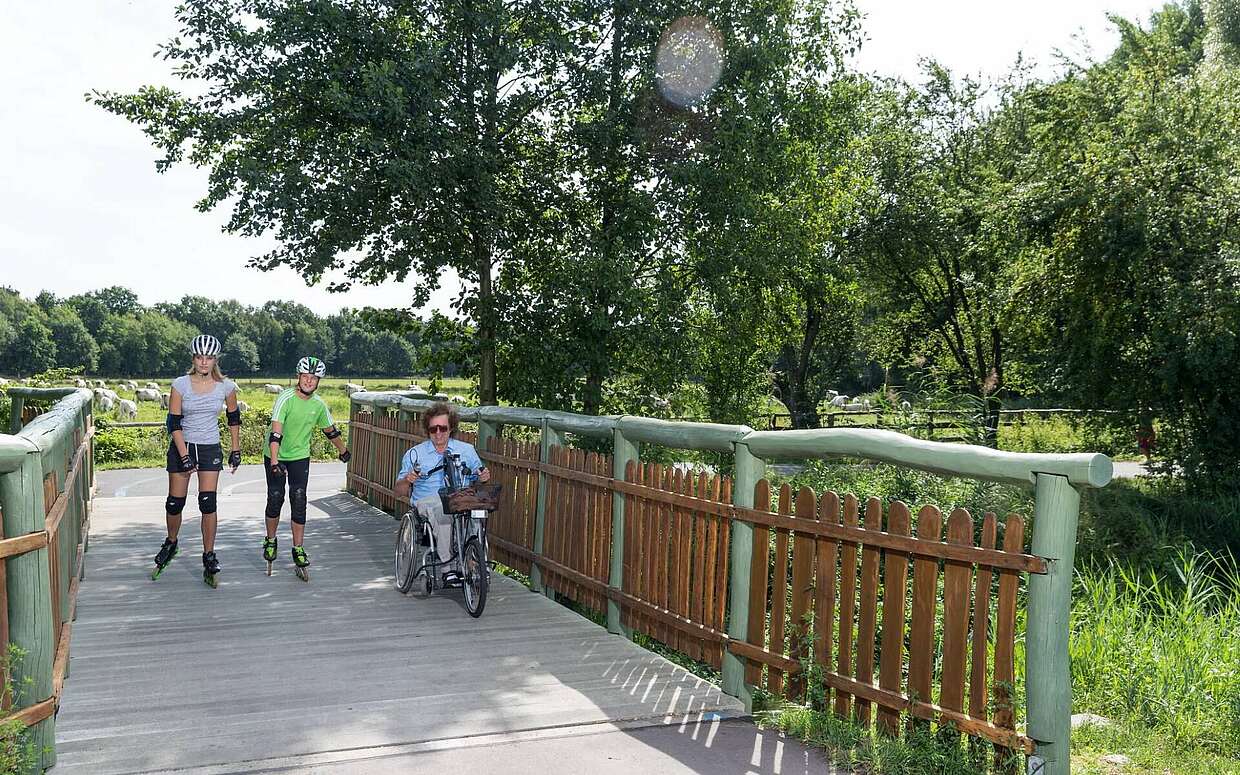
[623,459,639,632]
[677,470,694,656]
[713,476,731,668]
[907,504,942,733]
[854,496,882,726]
[993,514,1024,770]
[877,501,911,736]
[0,532,50,561]
[970,513,998,721]
[938,508,974,722]
[689,472,709,662]
[834,493,859,718]
[666,468,683,650]
[745,479,771,686]
[788,486,816,700]
[813,491,839,711]
[768,484,791,695]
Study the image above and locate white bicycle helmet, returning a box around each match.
[190,334,222,356]
[297,356,327,377]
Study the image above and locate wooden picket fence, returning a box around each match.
[741,481,1036,760]
[346,403,1040,764]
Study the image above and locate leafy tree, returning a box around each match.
[1014,3,1240,482]
[91,0,580,406]
[47,305,99,373]
[223,335,260,374]
[5,317,57,376]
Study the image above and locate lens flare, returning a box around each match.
[654,16,724,108]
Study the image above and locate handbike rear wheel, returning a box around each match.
[462,537,488,618]
[394,512,418,593]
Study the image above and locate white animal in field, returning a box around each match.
[135,388,161,403]
[0,377,9,387]
[237,400,250,413]
[94,379,106,389]
[115,399,137,420]
[341,382,364,395]
[103,389,120,403]
[432,393,449,401]
[74,378,87,388]
[160,392,170,409]
[829,395,850,408]
[449,394,468,404]
[900,400,912,411]
[264,384,282,394]
[407,383,422,392]
[145,382,159,390]
[124,381,139,391]
[96,395,114,412]
[862,398,872,411]
[826,389,839,398]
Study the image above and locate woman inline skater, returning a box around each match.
[151,334,242,587]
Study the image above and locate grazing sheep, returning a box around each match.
[407,383,423,392]
[829,395,850,408]
[341,382,364,395]
[116,399,137,420]
[900,400,912,411]
[103,389,120,403]
[160,391,170,409]
[97,395,114,412]
[74,378,87,388]
[135,388,161,403]
[431,393,450,401]
[94,380,107,389]
[237,400,250,413]
[264,384,282,394]
[449,394,468,404]
[145,382,159,390]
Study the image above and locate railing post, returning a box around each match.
[365,409,379,508]
[477,419,498,455]
[608,426,638,635]
[1025,472,1081,775]
[723,441,764,711]
[532,418,564,597]
[0,449,56,770]
[9,395,25,434]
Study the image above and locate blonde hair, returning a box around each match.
[186,359,227,382]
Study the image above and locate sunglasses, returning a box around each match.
[428,424,451,434]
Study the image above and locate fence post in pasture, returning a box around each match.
[723,440,764,711]
[0,448,57,769]
[1025,472,1081,775]
[607,426,639,636]
[9,395,25,434]
[532,418,564,597]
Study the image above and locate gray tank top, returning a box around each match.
[172,376,237,444]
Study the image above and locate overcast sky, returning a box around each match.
[1,1,1165,317]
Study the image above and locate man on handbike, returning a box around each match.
[393,401,490,584]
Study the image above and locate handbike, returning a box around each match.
[394,453,500,618]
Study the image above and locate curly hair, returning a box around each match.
[422,401,459,434]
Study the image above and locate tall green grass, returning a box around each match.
[1070,550,1240,756]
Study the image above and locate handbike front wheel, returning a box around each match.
[462,538,488,618]
[394,512,418,593]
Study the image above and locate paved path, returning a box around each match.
[57,469,838,774]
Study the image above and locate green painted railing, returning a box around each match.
[0,387,95,772]
[348,391,1112,775]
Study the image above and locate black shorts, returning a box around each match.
[167,442,224,473]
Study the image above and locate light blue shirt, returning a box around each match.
[398,439,484,504]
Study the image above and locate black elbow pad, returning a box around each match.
[322,426,341,440]
[166,413,183,433]
[226,408,241,426]
[269,431,283,444]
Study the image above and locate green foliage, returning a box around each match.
[1071,550,1240,757]
[0,645,42,775]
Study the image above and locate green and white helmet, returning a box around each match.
[297,356,326,377]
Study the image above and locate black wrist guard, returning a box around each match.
[339,450,352,463]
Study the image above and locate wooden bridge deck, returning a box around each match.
[46,475,831,774]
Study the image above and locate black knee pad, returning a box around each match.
[198,491,217,515]
[265,487,285,519]
[165,495,187,516]
[290,488,307,525]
